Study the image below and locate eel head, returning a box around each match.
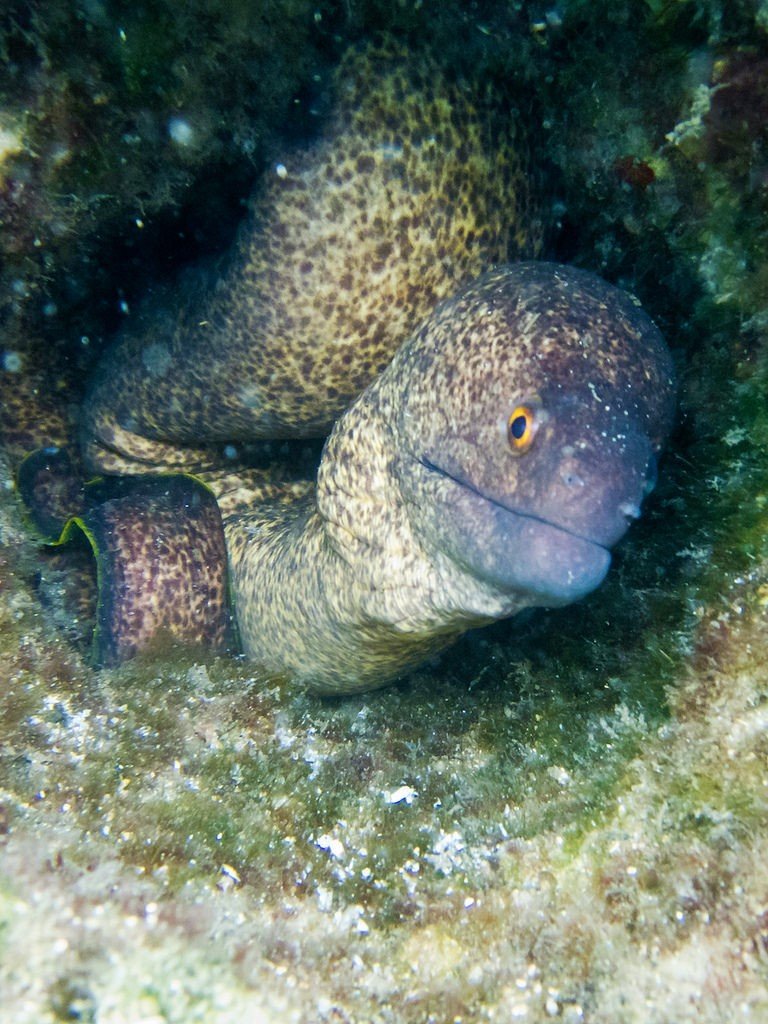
[386,262,676,608]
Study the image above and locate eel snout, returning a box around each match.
[415,455,613,602]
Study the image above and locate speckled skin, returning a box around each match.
[227,263,675,694]
[1,360,73,464]
[70,476,230,665]
[82,45,535,475]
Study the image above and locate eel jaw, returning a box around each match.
[416,456,612,606]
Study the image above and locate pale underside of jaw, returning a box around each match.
[416,453,616,605]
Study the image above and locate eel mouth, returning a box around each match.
[418,455,609,551]
[417,455,612,603]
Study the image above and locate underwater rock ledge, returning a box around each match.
[1,0,768,1021]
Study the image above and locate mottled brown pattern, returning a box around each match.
[16,51,674,690]
[16,447,86,539]
[227,263,675,694]
[66,476,230,666]
[81,44,537,474]
[195,466,314,517]
[0,363,74,466]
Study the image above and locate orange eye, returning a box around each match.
[507,404,537,453]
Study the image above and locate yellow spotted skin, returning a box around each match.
[227,264,675,695]
[82,44,537,475]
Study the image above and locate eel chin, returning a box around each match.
[451,490,612,604]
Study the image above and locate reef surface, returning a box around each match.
[1,1,767,1021]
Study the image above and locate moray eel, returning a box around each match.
[11,48,676,693]
[225,262,675,694]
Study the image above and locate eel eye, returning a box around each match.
[507,404,538,454]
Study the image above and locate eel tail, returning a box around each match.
[24,466,233,666]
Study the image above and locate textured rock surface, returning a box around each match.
[1,1,767,1021]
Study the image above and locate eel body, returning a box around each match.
[82,45,536,476]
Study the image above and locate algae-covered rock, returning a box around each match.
[0,0,334,363]
[1,1,768,1021]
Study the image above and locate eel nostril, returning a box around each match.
[560,468,585,489]
[619,501,642,521]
